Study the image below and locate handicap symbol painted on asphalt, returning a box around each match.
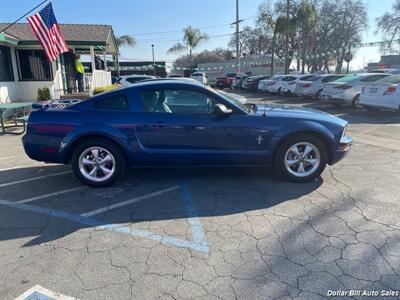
[15,285,77,300]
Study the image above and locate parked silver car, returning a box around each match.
[294,74,346,99]
[321,73,391,106]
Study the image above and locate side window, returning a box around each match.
[141,89,217,114]
[93,94,129,110]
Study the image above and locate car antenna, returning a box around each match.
[262,97,267,116]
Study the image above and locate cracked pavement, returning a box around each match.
[0,92,399,300]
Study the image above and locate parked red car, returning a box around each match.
[216,73,237,89]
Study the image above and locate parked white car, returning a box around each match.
[360,74,400,111]
[190,72,208,84]
[294,74,346,99]
[118,74,156,87]
[321,73,391,107]
[281,74,316,96]
[258,75,292,94]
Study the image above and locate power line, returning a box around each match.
[127,14,257,37]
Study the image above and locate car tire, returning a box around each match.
[352,95,360,108]
[277,87,282,95]
[274,134,328,183]
[315,89,323,101]
[71,138,126,187]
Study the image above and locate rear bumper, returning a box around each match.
[22,133,64,164]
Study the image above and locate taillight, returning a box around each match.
[303,83,311,88]
[384,86,396,95]
[268,81,276,85]
[334,84,352,90]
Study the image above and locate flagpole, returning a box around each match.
[0,0,48,33]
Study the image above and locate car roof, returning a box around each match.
[126,78,205,88]
[121,74,154,78]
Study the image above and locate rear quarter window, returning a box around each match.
[92,94,129,110]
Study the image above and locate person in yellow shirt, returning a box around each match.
[74,54,84,93]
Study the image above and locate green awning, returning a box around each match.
[0,32,19,45]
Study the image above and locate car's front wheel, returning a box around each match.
[275,134,327,182]
[71,138,126,187]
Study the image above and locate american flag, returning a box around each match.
[27,2,69,62]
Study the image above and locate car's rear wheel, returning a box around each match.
[315,89,323,101]
[275,134,327,182]
[352,95,360,107]
[71,138,126,187]
[277,87,282,95]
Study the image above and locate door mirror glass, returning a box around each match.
[214,103,232,115]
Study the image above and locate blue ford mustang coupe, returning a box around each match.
[23,79,352,187]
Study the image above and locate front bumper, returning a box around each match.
[331,135,352,165]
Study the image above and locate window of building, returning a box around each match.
[93,94,129,110]
[17,49,52,81]
[0,46,14,81]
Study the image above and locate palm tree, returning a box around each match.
[168,26,209,73]
[297,1,318,73]
[116,35,136,48]
[115,35,135,77]
[270,16,287,75]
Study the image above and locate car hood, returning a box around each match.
[253,104,347,126]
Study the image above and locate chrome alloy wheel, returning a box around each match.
[79,147,116,182]
[284,142,321,178]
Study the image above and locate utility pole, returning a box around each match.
[151,44,156,76]
[236,0,240,74]
[284,0,290,74]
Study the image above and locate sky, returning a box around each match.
[0,0,397,70]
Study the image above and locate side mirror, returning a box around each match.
[214,103,232,115]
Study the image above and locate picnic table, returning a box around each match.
[0,102,32,134]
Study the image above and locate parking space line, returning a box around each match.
[17,186,87,204]
[0,197,209,253]
[80,185,180,217]
[0,171,71,188]
[180,181,208,246]
[0,165,31,172]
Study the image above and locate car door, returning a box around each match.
[137,87,249,164]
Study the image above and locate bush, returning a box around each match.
[37,87,51,101]
[93,84,119,95]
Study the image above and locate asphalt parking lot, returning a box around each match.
[1,91,399,300]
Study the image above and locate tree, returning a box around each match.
[115,35,135,77]
[376,0,400,54]
[330,0,367,73]
[173,48,233,70]
[168,26,209,72]
[297,1,318,73]
[116,35,136,48]
[257,0,297,74]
